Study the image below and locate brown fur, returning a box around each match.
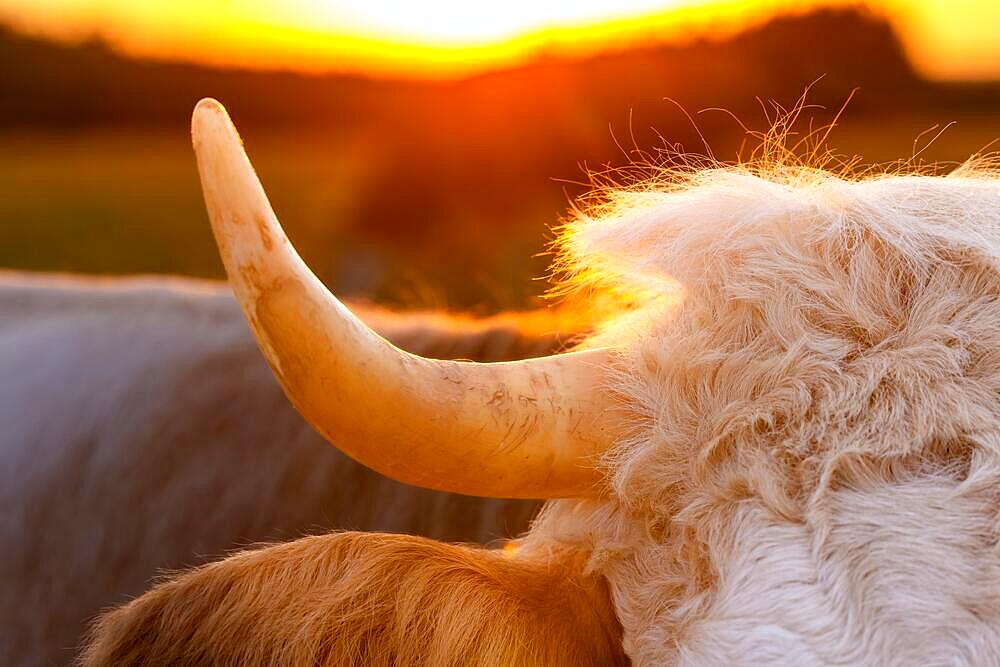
[80,532,626,666]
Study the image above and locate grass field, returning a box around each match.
[2,110,998,310]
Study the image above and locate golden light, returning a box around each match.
[0,0,998,80]
[302,0,684,44]
[0,0,734,76]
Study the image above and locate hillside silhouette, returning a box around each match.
[3,8,995,129]
[3,7,999,308]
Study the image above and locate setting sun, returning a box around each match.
[309,0,683,43]
[1,0,998,80]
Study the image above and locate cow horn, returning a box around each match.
[191,98,616,499]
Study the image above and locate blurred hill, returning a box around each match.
[2,7,999,309]
[3,7,998,129]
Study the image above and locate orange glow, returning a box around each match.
[0,0,997,80]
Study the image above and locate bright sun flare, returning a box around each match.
[0,0,997,80]
[310,0,686,44]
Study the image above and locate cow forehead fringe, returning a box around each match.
[551,161,1000,505]
[557,162,1000,299]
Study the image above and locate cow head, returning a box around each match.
[82,100,1000,665]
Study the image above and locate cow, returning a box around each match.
[0,273,590,665]
[81,98,1000,665]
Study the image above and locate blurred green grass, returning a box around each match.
[2,111,997,310]
[0,127,559,310]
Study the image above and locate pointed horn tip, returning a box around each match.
[193,97,226,124]
[191,98,239,147]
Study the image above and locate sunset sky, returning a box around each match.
[0,0,996,80]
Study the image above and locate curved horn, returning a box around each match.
[191,98,615,499]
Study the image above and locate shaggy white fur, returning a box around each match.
[528,162,1000,665]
